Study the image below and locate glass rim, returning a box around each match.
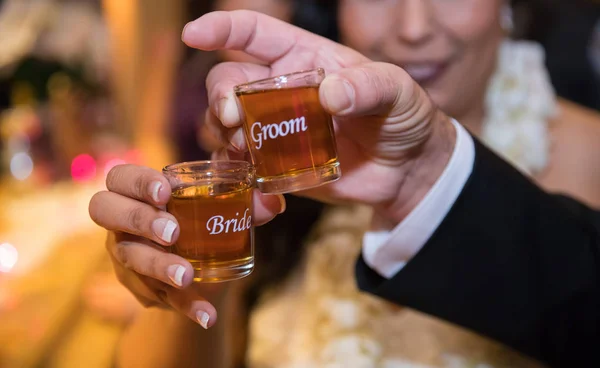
[233,67,325,93]
[162,160,254,175]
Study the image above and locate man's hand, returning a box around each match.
[184,10,456,224]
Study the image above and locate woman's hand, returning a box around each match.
[88,164,284,327]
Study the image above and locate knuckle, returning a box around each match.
[134,174,148,200]
[145,253,161,279]
[346,66,371,89]
[125,206,147,234]
[115,243,133,270]
[366,72,388,103]
[363,65,397,107]
[106,164,127,190]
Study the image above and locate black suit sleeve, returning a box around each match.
[356,138,600,367]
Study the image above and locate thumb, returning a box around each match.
[319,62,433,121]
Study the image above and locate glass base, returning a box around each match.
[190,258,254,283]
[256,161,341,194]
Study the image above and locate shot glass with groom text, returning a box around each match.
[234,68,341,194]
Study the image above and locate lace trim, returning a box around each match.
[482,40,558,175]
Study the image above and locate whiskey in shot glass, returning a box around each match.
[163,161,254,282]
[234,68,340,194]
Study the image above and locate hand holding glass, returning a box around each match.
[235,68,341,194]
[163,161,254,283]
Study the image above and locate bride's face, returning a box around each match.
[338,0,505,118]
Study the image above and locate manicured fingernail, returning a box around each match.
[153,218,177,243]
[150,181,162,203]
[277,195,286,214]
[197,311,210,329]
[322,76,354,113]
[219,93,240,126]
[167,264,186,287]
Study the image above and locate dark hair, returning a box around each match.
[291,0,339,41]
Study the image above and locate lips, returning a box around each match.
[402,63,448,85]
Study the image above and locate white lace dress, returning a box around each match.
[246,40,556,368]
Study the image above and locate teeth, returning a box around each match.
[403,65,439,81]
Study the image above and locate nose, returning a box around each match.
[395,0,435,45]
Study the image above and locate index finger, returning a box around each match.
[106,164,171,206]
[181,10,368,70]
[205,61,269,129]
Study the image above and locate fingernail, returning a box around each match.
[149,181,162,203]
[167,264,186,287]
[322,76,354,113]
[153,218,178,243]
[197,311,210,329]
[228,128,246,151]
[277,195,286,214]
[219,93,241,126]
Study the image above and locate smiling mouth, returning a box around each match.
[402,62,449,85]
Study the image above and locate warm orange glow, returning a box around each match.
[0,243,18,273]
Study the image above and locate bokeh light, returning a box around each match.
[10,152,34,181]
[103,158,127,176]
[124,149,142,164]
[7,134,31,153]
[71,154,97,182]
[0,243,18,273]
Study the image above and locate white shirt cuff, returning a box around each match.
[362,119,475,279]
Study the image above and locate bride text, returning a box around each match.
[206,208,252,235]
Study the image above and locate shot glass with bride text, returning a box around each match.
[234,68,341,194]
[163,160,254,283]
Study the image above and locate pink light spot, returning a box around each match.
[71,154,97,182]
[104,158,127,176]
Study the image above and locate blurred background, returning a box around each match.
[0,0,599,367]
